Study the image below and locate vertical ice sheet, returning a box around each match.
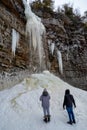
[57,50,63,75]
[50,42,55,55]
[12,29,19,56]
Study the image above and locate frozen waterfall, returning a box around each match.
[22,0,46,66]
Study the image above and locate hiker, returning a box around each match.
[40,88,50,122]
[63,89,76,124]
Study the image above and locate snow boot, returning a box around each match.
[73,120,76,124]
[47,115,50,122]
[67,121,72,125]
[43,116,48,123]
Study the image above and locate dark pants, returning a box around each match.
[43,107,50,116]
[66,107,75,123]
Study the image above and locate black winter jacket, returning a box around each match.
[63,94,76,108]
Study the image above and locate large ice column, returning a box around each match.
[12,29,19,56]
[22,0,46,66]
[57,50,63,75]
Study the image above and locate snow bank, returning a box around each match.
[0,71,87,130]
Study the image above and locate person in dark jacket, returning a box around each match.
[40,88,50,122]
[63,89,76,124]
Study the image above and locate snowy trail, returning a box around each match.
[0,71,87,130]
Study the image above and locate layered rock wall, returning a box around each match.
[0,0,47,90]
[0,0,29,71]
[42,18,87,90]
[0,1,87,90]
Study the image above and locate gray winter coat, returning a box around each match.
[40,91,50,108]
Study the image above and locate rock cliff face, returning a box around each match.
[0,0,87,90]
[0,0,47,90]
[0,0,47,71]
[42,17,87,90]
[36,10,87,90]
[0,0,28,71]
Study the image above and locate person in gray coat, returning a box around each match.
[40,88,50,122]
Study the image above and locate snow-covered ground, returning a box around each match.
[0,71,87,130]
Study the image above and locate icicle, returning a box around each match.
[50,42,55,55]
[22,0,46,66]
[57,50,63,75]
[12,29,19,56]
